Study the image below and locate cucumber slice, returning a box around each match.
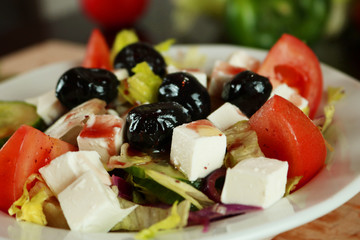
[0,101,45,147]
[126,161,187,180]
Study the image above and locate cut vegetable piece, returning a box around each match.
[223,120,264,168]
[0,101,45,147]
[145,169,214,210]
[113,198,190,232]
[119,62,163,105]
[257,34,323,118]
[82,29,112,70]
[110,29,139,62]
[0,125,76,212]
[249,95,327,190]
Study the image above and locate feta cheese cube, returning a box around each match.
[221,157,288,208]
[77,114,124,164]
[167,65,207,88]
[25,90,66,125]
[113,68,129,81]
[271,83,309,112]
[207,102,248,131]
[170,120,226,181]
[58,171,136,233]
[188,71,207,88]
[208,61,244,97]
[227,50,260,71]
[39,151,111,195]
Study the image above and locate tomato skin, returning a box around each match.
[249,95,326,190]
[0,125,77,212]
[81,0,149,28]
[82,29,112,70]
[258,34,323,119]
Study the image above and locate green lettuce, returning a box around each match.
[111,29,139,62]
[135,201,189,240]
[112,198,190,233]
[223,120,264,168]
[119,62,163,105]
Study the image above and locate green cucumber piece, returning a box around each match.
[125,161,204,189]
[126,161,187,180]
[0,101,45,147]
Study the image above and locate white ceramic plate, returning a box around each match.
[0,45,359,240]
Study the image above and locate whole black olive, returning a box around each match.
[221,70,272,118]
[113,42,166,77]
[56,67,119,109]
[158,72,211,120]
[125,102,191,154]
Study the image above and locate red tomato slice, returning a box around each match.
[0,125,77,212]
[82,29,112,70]
[258,34,323,119]
[249,95,327,190]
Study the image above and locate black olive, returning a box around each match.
[221,70,272,118]
[158,72,211,120]
[55,67,119,109]
[113,42,166,77]
[125,102,191,154]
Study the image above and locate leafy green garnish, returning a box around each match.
[223,120,264,168]
[154,38,176,53]
[135,201,189,240]
[112,198,190,232]
[145,169,214,210]
[321,86,345,133]
[9,174,52,225]
[284,176,303,196]
[166,47,206,69]
[111,29,139,62]
[119,62,163,105]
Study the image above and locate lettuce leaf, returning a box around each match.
[8,174,52,225]
[223,121,264,168]
[154,38,176,53]
[119,62,163,105]
[166,47,206,70]
[145,169,214,210]
[112,198,190,232]
[108,143,152,169]
[111,29,139,62]
[284,176,303,196]
[135,201,188,240]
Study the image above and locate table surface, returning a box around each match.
[0,40,359,240]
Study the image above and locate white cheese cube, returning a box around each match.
[221,157,288,208]
[77,114,124,164]
[113,68,129,81]
[227,50,260,71]
[170,120,226,181]
[25,90,66,125]
[186,71,207,88]
[208,60,244,97]
[58,171,136,233]
[207,102,248,131]
[39,151,111,195]
[271,83,309,112]
[166,65,207,88]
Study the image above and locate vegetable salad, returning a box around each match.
[0,29,343,239]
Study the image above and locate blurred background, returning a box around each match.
[0,0,359,79]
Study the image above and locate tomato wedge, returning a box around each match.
[82,28,112,70]
[0,125,77,212]
[249,95,327,190]
[258,34,323,119]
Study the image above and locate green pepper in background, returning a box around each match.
[224,0,330,49]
